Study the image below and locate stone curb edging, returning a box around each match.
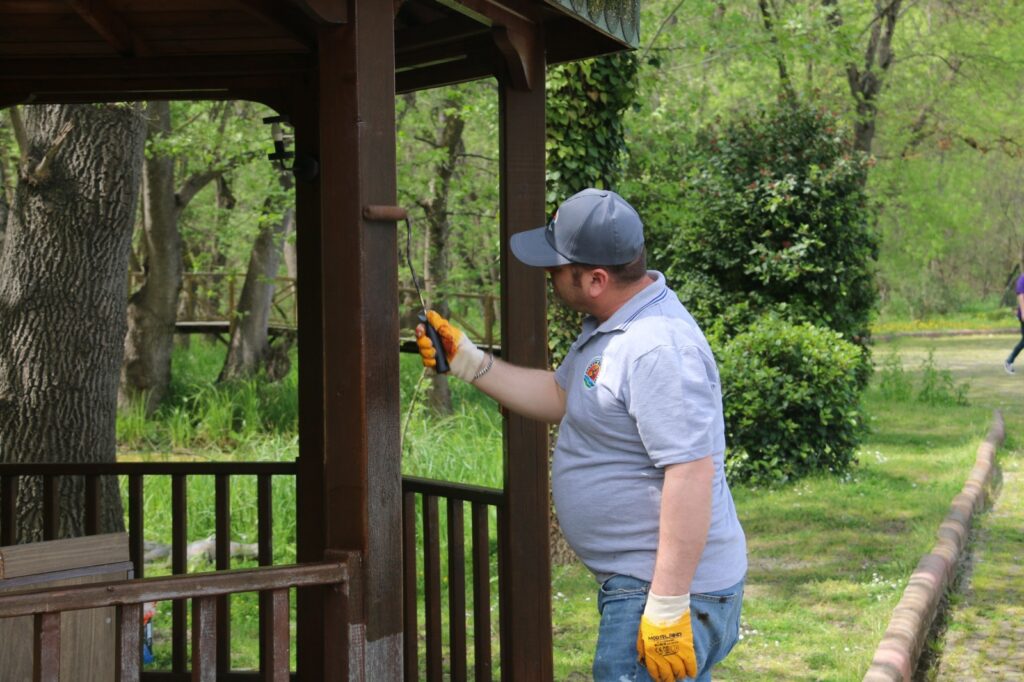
[863,410,1005,682]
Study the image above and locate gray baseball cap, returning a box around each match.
[510,188,644,267]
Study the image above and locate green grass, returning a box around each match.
[118,334,1020,678]
[871,304,1017,335]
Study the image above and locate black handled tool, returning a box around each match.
[405,217,449,374]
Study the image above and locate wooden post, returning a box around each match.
[295,0,401,678]
[497,28,554,682]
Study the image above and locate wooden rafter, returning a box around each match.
[437,0,540,90]
[235,0,318,49]
[65,0,149,57]
[284,0,347,24]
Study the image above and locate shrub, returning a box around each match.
[647,97,878,343]
[718,316,866,484]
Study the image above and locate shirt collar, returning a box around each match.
[575,271,668,348]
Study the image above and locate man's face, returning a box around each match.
[546,264,588,312]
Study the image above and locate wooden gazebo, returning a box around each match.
[0,1,638,679]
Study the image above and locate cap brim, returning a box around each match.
[510,226,572,267]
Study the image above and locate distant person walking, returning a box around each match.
[1004,272,1024,374]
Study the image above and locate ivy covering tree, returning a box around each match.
[545,52,639,365]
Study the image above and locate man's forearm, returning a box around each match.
[650,457,713,595]
[472,358,566,424]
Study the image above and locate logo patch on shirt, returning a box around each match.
[583,356,602,389]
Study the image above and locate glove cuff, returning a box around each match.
[644,591,690,627]
[449,336,486,382]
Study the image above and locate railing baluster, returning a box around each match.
[472,501,492,682]
[43,475,58,540]
[128,475,144,579]
[192,596,218,682]
[215,474,231,676]
[402,490,418,682]
[257,474,273,566]
[116,603,141,682]
[172,474,188,673]
[85,474,100,535]
[2,475,18,545]
[423,495,442,682]
[447,498,467,682]
[257,473,274,676]
[34,612,61,682]
[262,588,290,682]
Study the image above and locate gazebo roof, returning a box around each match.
[0,0,637,106]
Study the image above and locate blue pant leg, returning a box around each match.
[689,580,745,682]
[593,575,653,682]
[593,576,744,682]
[1009,320,1024,363]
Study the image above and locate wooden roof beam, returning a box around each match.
[284,0,347,24]
[235,0,318,50]
[66,0,149,57]
[436,0,540,90]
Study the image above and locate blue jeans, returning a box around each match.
[593,575,744,682]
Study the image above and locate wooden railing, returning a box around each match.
[402,476,504,682]
[0,464,508,680]
[128,272,501,347]
[0,462,297,678]
[0,560,349,681]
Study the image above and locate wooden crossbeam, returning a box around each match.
[285,0,347,24]
[435,0,540,90]
[235,0,318,49]
[66,0,149,57]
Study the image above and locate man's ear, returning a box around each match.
[587,267,610,297]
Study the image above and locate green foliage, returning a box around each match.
[650,97,878,343]
[545,53,639,205]
[875,349,970,407]
[718,316,865,484]
[545,53,639,366]
[915,349,970,407]
[118,340,298,453]
[876,352,913,402]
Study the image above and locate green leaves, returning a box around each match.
[719,315,867,484]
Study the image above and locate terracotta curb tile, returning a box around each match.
[863,411,1004,682]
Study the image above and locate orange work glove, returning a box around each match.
[636,592,697,682]
[415,310,486,382]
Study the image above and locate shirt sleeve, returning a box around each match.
[554,349,573,390]
[625,345,723,467]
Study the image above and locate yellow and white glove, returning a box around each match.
[636,592,697,682]
[415,310,486,382]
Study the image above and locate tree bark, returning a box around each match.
[120,103,225,413]
[846,0,903,155]
[0,103,146,542]
[119,101,182,415]
[218,170,295,382]
[417,97,466,415]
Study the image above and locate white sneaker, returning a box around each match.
[1005,361,1015,375]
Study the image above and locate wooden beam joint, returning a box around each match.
[284,0,348,24]
[66,0,148,57]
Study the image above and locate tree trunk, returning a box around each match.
[0,104,146,542]
[219,171,295,382]
[120,103,223,413]
[418,97,465,415]
[846,0,902,155]
[119,101,182,415]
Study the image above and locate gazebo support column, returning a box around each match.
[295,1,402,679]
[497,31,555,681]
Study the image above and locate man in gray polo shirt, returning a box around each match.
[415,188,747,682]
